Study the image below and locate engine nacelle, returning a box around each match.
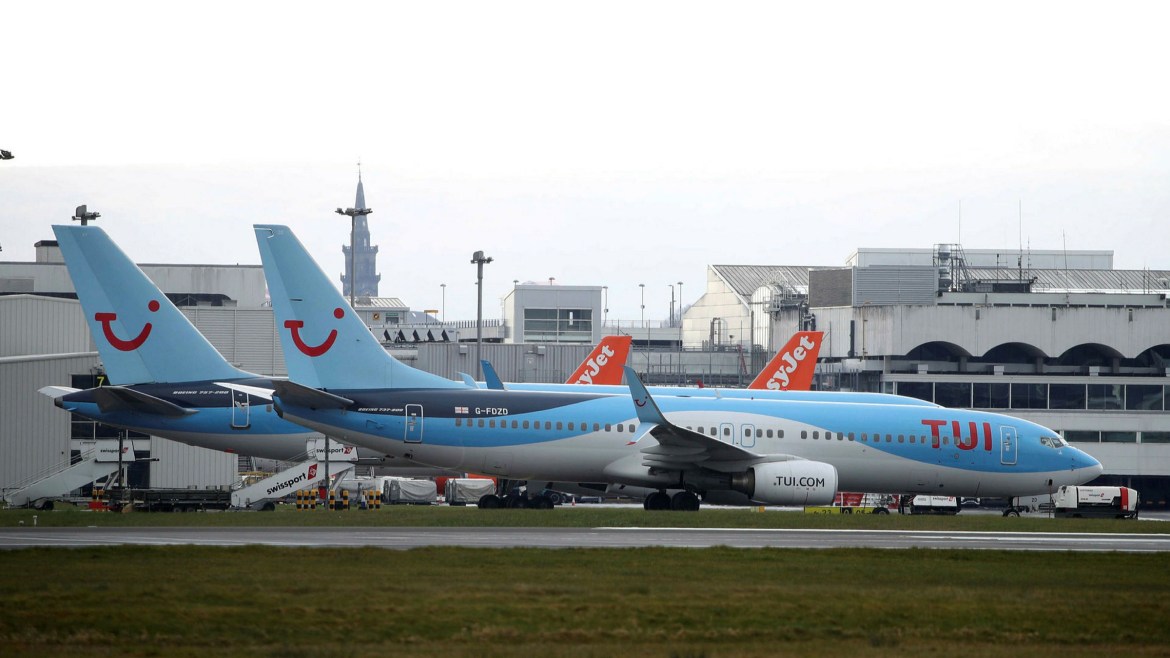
[731,460,838,506]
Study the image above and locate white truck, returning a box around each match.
[907,495,960,515]
[1052,486,1139,519]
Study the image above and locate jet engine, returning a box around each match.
[730,460,838,506]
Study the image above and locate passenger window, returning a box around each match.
[455,418,462,427]
[910,436,916,444]
[522,420,529,429]
[898,435,904,443]
[545,421,552,430]
[886,435,892,442]
[778,430,784,438]
[478,419,485,428]
[861,433,867,441]
[556,422,563,430]
[943,436,949,445]
[813,431,819,440]
[489,419,496,428]
[801,431,807,439]
[568,422,574,431]
[605,424,611,432]
[617,424,624,433]
[723,427,730,437]
[848,433,855,441]
[593,423,600,432]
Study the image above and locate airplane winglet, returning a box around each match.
[623,366,669,445]
[481,360,507,391]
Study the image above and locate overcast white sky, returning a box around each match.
[3,1,1169,324]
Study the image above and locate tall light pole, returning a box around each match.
[440,283,446,323]
[471,250,493,379]
[602,286,608,327]
[639,283,645,328]
[335,206,373,309]
[677,281,684,384]
[669,284,676,328]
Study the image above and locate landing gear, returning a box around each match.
[643,491,671,511]
[477,494,502,509]
[533,496,554,510]
[504,494,529,509]
[670,491,701,512]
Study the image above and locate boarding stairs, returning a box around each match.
[2,439,131,508]
[229,438,358,509]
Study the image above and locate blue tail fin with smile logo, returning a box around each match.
[253,224,462,390]
[52,225,251,385]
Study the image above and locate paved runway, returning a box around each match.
[2,526,1169,552]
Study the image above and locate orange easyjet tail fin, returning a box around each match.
[747,331,823,391]
[566,335,632,385]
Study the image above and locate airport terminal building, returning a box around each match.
[3,238,1169,506]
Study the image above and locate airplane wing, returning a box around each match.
[623,366,786,470]
[272,380,353,410]
[92,386,197,417]
[216,382,275,401]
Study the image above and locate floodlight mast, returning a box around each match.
[471,250,494,380]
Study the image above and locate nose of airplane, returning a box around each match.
[1074,448,1103,477]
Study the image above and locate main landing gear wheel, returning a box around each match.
[670,491,701,511]
[505,495,529,509]
[477,495,502,509]
[533,496,554,510]
[643,491,671,511]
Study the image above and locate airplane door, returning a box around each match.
[719,423,734,445]
[404,404,424,443]
[1000,426,1018,465]
[230,390,250,430]
[740,424,757,449]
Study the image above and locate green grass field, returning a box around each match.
[2,502,1169,533]
[2,505,1169,656]
[1,545,1168,657]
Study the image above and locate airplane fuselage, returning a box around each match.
[275,388,1101,498]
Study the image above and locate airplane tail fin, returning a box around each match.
[565,335,633,385]
[52,225,251,385]
[254,224,461,390]
[747,331,823,391]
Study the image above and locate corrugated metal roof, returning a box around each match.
[711,265,819,297]
[357,297,407,309]
[967,268,1170,293]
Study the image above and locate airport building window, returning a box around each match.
[522,308,593,343]
[973,383,1010,409]
[1050,384,1087,410]
[1064,430,1100,442]
[1126,384,1163,411]
[1010,383,1048,409]
[1142,431,1170,443]
[934,382,972,408]
[898,382,932,403]
[1088,384,1124,410]
[1102,431,1138,443]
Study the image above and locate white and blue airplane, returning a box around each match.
[38,225,393,464]
[253,224,1103,510]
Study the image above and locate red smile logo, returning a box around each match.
[285,307,343,357]
[95,300,159,352]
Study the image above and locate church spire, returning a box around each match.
[340,167,380,299]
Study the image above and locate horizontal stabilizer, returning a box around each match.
[38,386,80,399]
[458,373,477,387]
[93,386,197,417]
[216,382,274,401]
[273,380,353,410]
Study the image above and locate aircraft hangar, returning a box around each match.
[2,237,1169,506]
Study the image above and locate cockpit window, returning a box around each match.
[1039,436,1067,449]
